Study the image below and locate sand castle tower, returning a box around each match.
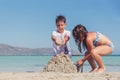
[43,52,77,73]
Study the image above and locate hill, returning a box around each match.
[0,44,53,56]
[0,43,118,56]
[0,43,78,56]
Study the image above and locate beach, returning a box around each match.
[0,55,120,80]
[0,72,120,80]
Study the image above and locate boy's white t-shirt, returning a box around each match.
[52,30,71,56]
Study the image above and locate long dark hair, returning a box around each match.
[72,24,88,53]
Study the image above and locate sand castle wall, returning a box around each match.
[43,53,77,73]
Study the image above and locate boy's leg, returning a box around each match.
[65,42,71,58]
[53,43,60,56]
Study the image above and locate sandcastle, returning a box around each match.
[43,52,77,73]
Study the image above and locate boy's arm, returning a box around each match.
[51,35,58,45]
[51,35,56,42]
[64,35,70,43]
[52,31,60,45]
[52,35,63,45]
[63,31,70,44]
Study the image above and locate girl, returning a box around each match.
[72,24,114,72]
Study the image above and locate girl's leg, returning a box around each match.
[90,45,112,72]
[85,52,97,72]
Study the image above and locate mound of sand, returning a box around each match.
[43,53,77,73]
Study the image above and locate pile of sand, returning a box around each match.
[43,53,77,73]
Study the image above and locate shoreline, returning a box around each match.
[0,72,119,80]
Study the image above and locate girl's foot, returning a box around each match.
[96,67,105,73]
[90,68,97,72]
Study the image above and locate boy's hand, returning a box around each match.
[61,39,65,45]
[56,40,62,45]
[56,39,65,46]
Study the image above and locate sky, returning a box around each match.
[0,0,120,53]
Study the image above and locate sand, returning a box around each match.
[0,72,120,80]
[43,53,77,73]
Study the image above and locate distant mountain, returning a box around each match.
[0,44,53,56]
[0,43,78,56]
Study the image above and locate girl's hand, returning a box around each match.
[77,60,84,66]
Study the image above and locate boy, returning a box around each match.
[51,15,71,57]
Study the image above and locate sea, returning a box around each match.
[0,53,120,72]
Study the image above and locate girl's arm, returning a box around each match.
[77,51,91,66]
[77,34,95,66]
[81,52,91,62]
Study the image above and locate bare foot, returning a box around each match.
[96,67,105,73]
[90,68,97,73]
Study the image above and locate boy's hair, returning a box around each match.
[56,15,66,23]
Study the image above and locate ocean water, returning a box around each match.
[0,54,120,72]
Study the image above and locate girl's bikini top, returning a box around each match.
[93,32,101,46]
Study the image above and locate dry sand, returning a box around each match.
[0,72,120,80]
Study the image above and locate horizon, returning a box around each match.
[0,0,120,54]
[0,43,119,55]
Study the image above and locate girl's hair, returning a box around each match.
[72,24,88,53]
[56,15,66,23]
